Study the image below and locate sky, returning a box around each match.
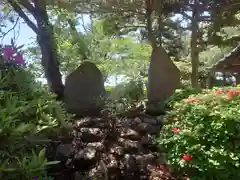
[2,14,91,46]
[1,14,122,86]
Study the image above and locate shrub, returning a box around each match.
[158,87,240,180]
[165,87,202,110]
[0,48,72,179]
[107,79,145,113]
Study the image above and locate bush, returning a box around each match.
[158,87,240,180]
[107,79,145,113]
[0,54,72,179]
[165,88,202,110]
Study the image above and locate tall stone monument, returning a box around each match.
[146,46,180,115]
[64,61,105,117]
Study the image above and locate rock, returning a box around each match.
[156,115,164,124]
[87,142,105,151]
[76,117,106,128]
[110,146,124,156]
[118,138,139,153]
[142,117,158,126]
[132,117,142,125]
[120,128,141,140]
[79,128,104,142]
[140,135,153,145]
[122,154,138,178]
[106,154,118,169]
[74,147,97,171]
[135,123,154,134]
[75,147,97,160]
[135,154,157,166]
[55,144,72,162]
[146,46,180,115]
[64,61,105,117]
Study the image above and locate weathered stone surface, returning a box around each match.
[120,128,141,140]
[56,114,171,180]
[110,146,124,156]
[79,128,104,142]
[64,61,105,117]
[147,46,180,115]
[142,117,158,125]
[55,144,72,162]
[87,142,105,151]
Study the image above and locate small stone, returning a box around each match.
[80,128,104,142]
[75,147,96,160]
[118,138,138,152]
[133,117,142,124]
[107,154,118,169]
[135,122,153,134]
[142,117,158,125]
[120,128,141,140]
[156,115,164,124]
[87,142,104,151]
[140,135,152,145]
[110,146,124,156]
[56,144,72,161]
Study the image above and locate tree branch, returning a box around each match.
[19,0,37,18]
[1,17,19,43]
[7,0,38,33]
[181,11,192,20]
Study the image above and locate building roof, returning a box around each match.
[211,44,240,73]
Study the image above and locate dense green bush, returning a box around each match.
[165,87,202,110]
[0,57,72,179]
[158,87,240,179]
[107,79,145,113]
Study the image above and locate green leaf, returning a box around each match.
[38,148,46,161]
[44,161,61,166]
[13,123,34,134]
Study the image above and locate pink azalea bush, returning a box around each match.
[158,87,240,179]
[1,45,25,65]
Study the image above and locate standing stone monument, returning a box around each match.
[64,61,105,117]
[146,46,180,115]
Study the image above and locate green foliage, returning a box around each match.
[165,88,202,110]
[107,78,145,113]
[158,87,240,179]
[0,60,72,179]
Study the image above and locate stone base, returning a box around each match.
[145,102,166,116]
[66,107,102,118]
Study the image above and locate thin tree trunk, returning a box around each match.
[145,0,156,48]
[190,0,200,88]
[8,0,64,99]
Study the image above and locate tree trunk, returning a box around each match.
[145,0,156,48]
[34,1,64,99]
[190,0,200,88]
[235,73,240,85]
[8,0,64,100]
[37,30,64,100]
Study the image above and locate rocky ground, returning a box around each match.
[47,110,179,180]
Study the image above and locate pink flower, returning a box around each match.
[13,54,24,64]
[184,97,200,102]
[3,47,14,58]
[171,127,181,134]
[215,88,224,95]
[183,153,192,161]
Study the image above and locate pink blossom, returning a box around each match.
[3,47,14,58]
[13,54,24,64]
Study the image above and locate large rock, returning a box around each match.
[64,61,105,117]
[146,46,180,115]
